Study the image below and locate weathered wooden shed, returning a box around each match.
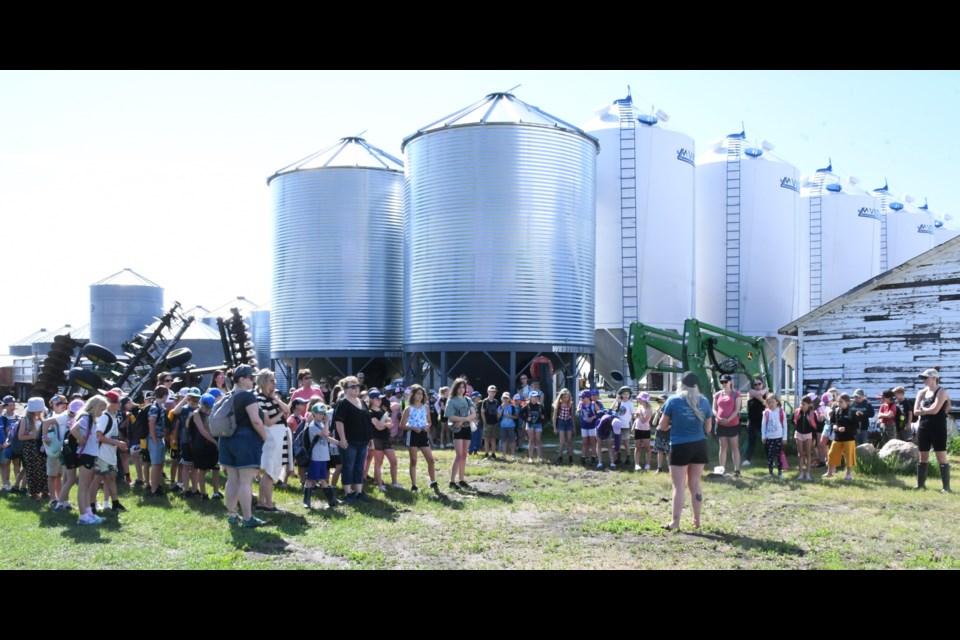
[780,236,959,419]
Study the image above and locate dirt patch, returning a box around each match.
[245,540,350,568]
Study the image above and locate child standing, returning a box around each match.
[825,394,857,480]
[521,391,546,464]
[303,403,341,509]
[578,390,598,467]
[761,395,788,478]
[553,389,576,465]
[792,396,817,481]
[612,386,634,467]
[499,394,519,462]
[633,392,653,471]
[877,390,899,446]
[651,394,671,473]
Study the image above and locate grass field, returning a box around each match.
[1,437,957,569]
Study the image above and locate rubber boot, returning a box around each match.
[324,486,341,506]
[303,485,312,508]
[940,464,951,493]
[916,462,928,490]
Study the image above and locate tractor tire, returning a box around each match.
[69,368,104,392]
[82,343,117,365]
[164,348,192,369]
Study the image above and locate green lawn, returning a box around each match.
[1,439,957,569]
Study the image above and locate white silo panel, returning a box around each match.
[798,174,882,313]
[696,138,801,336]
[885,196,935,269]
[584,103,695,333]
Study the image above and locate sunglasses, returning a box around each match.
[346,384,360,390]
[163,378,173,383]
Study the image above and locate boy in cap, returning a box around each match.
[303,404,341,509]
[851,389,874,446]
[876,390,899,446]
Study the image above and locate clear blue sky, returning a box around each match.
[2,70,957,352]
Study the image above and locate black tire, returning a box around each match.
[164,348,192,369]
[69,368,104,391]
[82,343,117,365]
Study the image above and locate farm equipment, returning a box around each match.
[627,318,773,397]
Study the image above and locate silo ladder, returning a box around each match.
[725,137,742,333]
[617,98,638,361]
[809,173,825,308]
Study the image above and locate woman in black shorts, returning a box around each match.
[444,379,476,490]
[914,368,952,492]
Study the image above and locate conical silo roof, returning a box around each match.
[267,136,403,185]
[90,268,161,288]
[402,92,599,151]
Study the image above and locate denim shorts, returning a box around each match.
[147,437,166,465]
[307,460,329,482]
[218,427,263,469]
[500,425,517,442]
[526,424,543,433]
[556,421,574,433]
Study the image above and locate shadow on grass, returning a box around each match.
[686,530,806,556]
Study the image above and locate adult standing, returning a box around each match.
[517,374,532,401]
[742,377,766,467]
[333,376,373,503]
[72,396,108,525]
[480,385,501,460]
[400,385,438,493]
[219,365,268,527]
[256,369,290,511]
[445,378,476,490]
[914,368,952,492]
[712,375,742,477]
[208,369,231,396]
[290,369,325,404]
[1,396,23,492]
[659,372,713,531]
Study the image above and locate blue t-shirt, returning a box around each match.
[663,395,713,446]
[148,403,167,437]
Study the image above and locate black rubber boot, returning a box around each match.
[916,462,928,490]
[324,487,341,506]
[303,485,312,508]
[940,464,951,493]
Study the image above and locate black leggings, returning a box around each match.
[766,439,783,472]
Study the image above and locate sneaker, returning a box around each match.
[568,456,573,465]
[458,481,471,490]
[49,499,58,508]
[133,480,145,487]
[241,516,267,528]
[356,493,370,502]
[482,453,489,459]
[635,464,642,472]
[449,482,460,491]
[390,482,404,490]
[527,458,534,464]
[111,502,127,512]
[764,473,774,479]
[78,515,101,526]
[343,493,358,503]
[742,459,751,467]
[556,456,563,465]
[212,492,223,500]
[596,462,604,470]
[644,464,651,471]
[200,493,209,501]
[609,463,617,470]
[376,484,387,492]
[778,471,783,478]
[430,481,440,494]
[410,485,419,492]
[53,503,66,512]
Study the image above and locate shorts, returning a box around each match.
[795,432,814,442]
[329,454,342,467]
[406,430,431,448]
[373,438,392,452]
[148,437,166,465]
[218,427,264,470]
[46,457,62,476]
[483,423,499,440]
[633,429,651,440]
[917,424,947,453]
[526,424,543,433]
[828,440,856,467]
[499,426,517,442]
[193,440,220,471]
[307,460,329,482]
[180,442,194,466]
[669,440,709,467]
[716,424,740,438]
[581,428,597,438]
[79,454,98,470]
[556,420,574,433]
[453,426,472,441]
[95,459,118,476]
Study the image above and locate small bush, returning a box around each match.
[947,435,960,457]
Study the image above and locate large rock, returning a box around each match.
[856,443,877,463]
[879,439,919,469]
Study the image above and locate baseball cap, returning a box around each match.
[590,388,600,396]
[188,387,202,397]
[680,371,700,388]
[178,388,191,398]
[529,391,541,398]
[854,389,866,398]
[513,394,523,401]
[617,386,632,395]
[919,368,941,379]
[207,388,223,399]
[719,374,733,383]
[501,392,511,400]
[311,403,327,415]
[368,389,382,399]
[579,390,591,399]
[471,391,482,398]
[233,364,255,380]
[120,396,132,407]
[105,391,121,404]
[200,393,216,408]
[68,399,85,413]
[2,396,15,405]
[881,390,895,399]
[291,397,307,407]
[50,394,67,405]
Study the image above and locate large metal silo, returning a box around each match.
[10,328,50,357]
[872,184,935,270]
[90,269,164,355]
[249,308,286,393]
[402,92,598,394]
[583,92,695,384]
[695,134,801,337]
[798,167,881,314]
[268,137,404,385]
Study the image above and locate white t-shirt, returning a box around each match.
[617,400,635,423]
[96,413,118,465]
[77,415,99,458]
[307,423,331,462]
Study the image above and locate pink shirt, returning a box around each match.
[713,391,740,426]
[290,385,324,404]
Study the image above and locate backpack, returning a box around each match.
[62,414,100,467]
[208,393,238,438]
[130,406,151,441]
[292,423,321,467]
[44,419,64,458]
